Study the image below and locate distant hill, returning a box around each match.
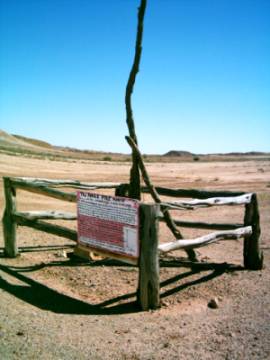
[163,150,269,158]
[163,150,194,157]
[0,130,49,150]
[0,129,129,162]
[216,151,268,156]
[0,129,269,162]
[13,134,53,149]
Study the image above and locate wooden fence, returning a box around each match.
[2,177,263,310]
[2,177,120,257]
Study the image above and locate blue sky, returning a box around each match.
[1,0,269,154]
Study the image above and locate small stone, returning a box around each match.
[208,298,219,309]
[16,331,24,336]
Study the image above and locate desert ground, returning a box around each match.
[0,152,269,359]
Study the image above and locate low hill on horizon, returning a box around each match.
[13,134,53,149]
[0,130,50,151]
[163,150,195,157]
[162,149,269,157]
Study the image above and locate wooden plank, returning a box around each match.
[73,245,106,261]
[161,193,253,210]
[158,226,252,253]
[11,180,77,202]
[10,177,120,203]
[142,186,246,199]
[2,177,18,257]
[10,177,119,189]
[138,204,160,310]
[74,244,138,265]
[243,194,264,269]
[13,214,77,241]
[118,183,246,199]
[158,216,243,230]
[14,211,77,221]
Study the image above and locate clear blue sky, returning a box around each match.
[1,0,269,154]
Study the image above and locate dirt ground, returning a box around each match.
[0,153,269,360]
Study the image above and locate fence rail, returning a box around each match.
[117,183,246,198]
[116,182,263,272]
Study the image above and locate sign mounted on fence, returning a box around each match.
[77,192,140,264]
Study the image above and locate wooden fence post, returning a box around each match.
[138,203,160,310]
[115,183,129,197]
[2,177,18,257]
[243,194,263,270]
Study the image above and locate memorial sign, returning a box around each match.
[77,192,139,264]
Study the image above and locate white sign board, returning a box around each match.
[77,192,139,262]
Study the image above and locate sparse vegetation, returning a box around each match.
[1,130,270,164]
[103,156,112,161]
[0,152,269,359]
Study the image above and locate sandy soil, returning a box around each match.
[0,153,269,359]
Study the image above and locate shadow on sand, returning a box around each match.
[0,247,244,315]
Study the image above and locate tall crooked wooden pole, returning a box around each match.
[124,0,196,261]
[125,0,147,200]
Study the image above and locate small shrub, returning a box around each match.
[103,156,112,161]
[193,156,200,161]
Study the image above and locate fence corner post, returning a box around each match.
[2,177,18,257]
[243,193,263,270]
[138,203,160,310]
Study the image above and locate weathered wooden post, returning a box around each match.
[138,203,160,310]
[243,194,263,270]
[2,177,18,257]
[125,0,147,200]
[115,183,129,198]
